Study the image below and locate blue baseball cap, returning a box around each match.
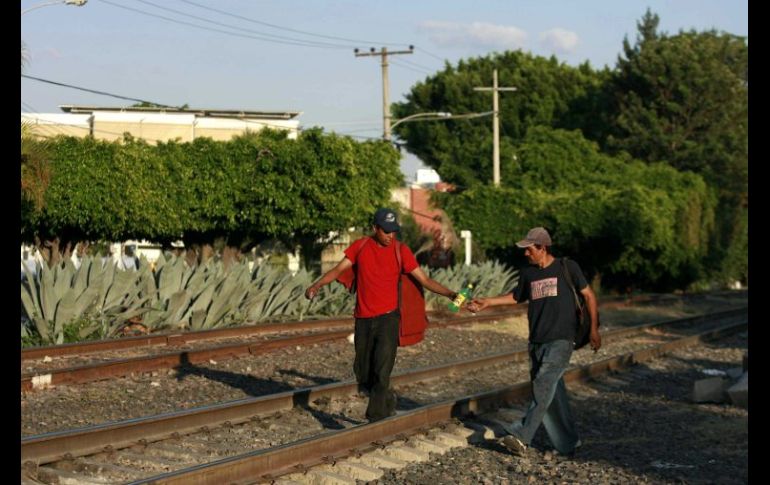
[373,208,400,233]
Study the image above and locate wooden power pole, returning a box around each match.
[355,46,414,141]
[474,69,516,186]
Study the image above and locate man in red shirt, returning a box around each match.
[305,208,459,422]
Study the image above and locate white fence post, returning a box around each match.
[460,230,472,266]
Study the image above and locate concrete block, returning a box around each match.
[355,452,408,469]
[441,422,477,442]
[727,372,748,409]
[409,437,452,454]
[433,431,469,448]
[334,461,384,481]
[35,466,112,484]
[308,470,357,485]
[273,478,307,485]
[384,444,431,462]
[692,377,729,403]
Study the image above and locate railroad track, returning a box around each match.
[21,291,746,392]
[21,306,747,484]
[23,292,700,361]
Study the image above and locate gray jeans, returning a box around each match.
[508,339,580,454]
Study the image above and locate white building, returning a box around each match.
[22,105,302,142]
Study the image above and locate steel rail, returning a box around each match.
[20,296,744,392]
[23,292,693,361]
[21,307,746,465]
[22,329,351,392]
[19,307,544,392]
[21,317,355,361]
[128,317,747,484]
[21,306,524,362]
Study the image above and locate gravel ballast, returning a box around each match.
[375,331,748,485]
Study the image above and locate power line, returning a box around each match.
[21,74,179,108]
[355,46,415,141]
[390,59,433,75]
[178,0,409,48]
[21,101,40,112]
[311,119,381,127]
[133,0,353,49]
[329,127,383,135]
[395,57,440,73]
[22,101,63,139]
[414,47,448,63]
[21,110,171,143]
[97,0,354,50]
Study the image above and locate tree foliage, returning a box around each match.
[435,127,716,292]
[395,10,747,289]
[21,129,402,265]
[606,9,748,283]
[391,50,610,188]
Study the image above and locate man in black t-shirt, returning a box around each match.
[468,227,600,458]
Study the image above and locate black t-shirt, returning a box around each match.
[512,258,588,343]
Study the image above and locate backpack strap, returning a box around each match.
[394,240,403,310]
[560,257,581,310]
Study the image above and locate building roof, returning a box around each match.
[58,105,302,120]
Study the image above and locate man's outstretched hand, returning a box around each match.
[305,285,319,300]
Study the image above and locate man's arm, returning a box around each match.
[305,258,353,300]
[580,285,601,351]
[467,293,517,313]
[408,267,457,300]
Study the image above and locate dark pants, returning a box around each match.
[354,310,399,421]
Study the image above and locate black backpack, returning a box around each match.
[560,257,595,350]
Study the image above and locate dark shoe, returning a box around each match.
[386,390,398,412]
[555,439,581,459]
[502,435,527,456]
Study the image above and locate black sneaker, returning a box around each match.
[502,435,527,456]
[387,390,398,412]
[555,439,581,459]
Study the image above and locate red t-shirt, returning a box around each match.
[344,237,419,318]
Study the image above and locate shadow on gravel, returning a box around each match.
[173,353,363,430]
[276,368,337,385]
[551,361,748,484]
[174,353,296,395]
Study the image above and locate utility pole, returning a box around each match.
[474,69,516,186]
[355,46,414,141]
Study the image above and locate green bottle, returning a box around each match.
[448,283,473,312]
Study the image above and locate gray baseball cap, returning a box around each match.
[515,227,552,247]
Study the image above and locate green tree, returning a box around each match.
[21,130,402,269]
[392,50,609,188]
[435,127,715,292]
[607,9,748,283]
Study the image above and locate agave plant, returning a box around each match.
[424,261,519,310]
[21,248,520,346]
[20,256,154,345]
[238,264,313,323]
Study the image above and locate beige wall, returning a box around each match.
[23,113,300,143]
[92,121,193,142]
[25,123,90,138]
[390,187,411,211]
